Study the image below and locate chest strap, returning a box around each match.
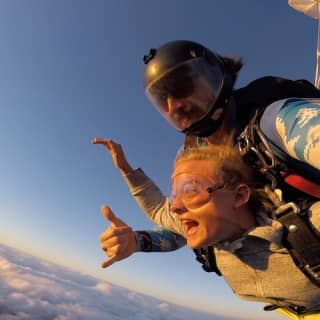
[273,200,320,287]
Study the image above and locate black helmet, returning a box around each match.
[143,40,234,137]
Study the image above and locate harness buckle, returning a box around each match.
[275,202,300,217]
[305,264,320,280]
[238,123,277,183]
[238,130,251,156]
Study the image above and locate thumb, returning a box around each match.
[101,205,127,227]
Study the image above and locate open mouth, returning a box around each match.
[182,220,199,236]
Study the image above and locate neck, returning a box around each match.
[204,101,232,145]
[236,205,257,233]
[205,122,227,144]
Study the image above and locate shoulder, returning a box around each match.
[234,76,320,109]
[239,76,319,96]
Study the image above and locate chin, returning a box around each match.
[187,237,208,249]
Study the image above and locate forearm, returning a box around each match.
[135,228,186,252]
[268,99,320,170]
[123,168,185,236]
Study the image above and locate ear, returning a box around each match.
[233,184,251,209]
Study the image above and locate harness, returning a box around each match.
[195,111,320,290]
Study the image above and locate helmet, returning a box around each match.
[143,40,234,137]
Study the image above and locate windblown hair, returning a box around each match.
[221,56,244,74]
[221,55,244,87]
[174,140,274,215]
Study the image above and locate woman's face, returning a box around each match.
[171,159,251,248]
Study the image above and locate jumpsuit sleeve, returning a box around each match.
[276,99,320,170]
[134,228,186,252]
[121,168,186,252]
[122,168,185,236]
[260,98,320,171]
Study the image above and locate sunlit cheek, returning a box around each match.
[166,97,182,114]
[186,197,213,211]
[198,208,223,242]
[205,218,219,238]
[162,102,169,113]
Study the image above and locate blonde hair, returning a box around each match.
[174,141,274,214]
[175,141,252,187]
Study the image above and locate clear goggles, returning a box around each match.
[170,174,224,210]
[145,58,224,131]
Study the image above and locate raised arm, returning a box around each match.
[92,138,185,236]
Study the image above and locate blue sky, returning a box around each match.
[0,1,316,319]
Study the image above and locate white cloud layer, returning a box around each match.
[0,243,235,320]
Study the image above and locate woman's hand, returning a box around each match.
[92,138,133,176]
[99,205,137,268]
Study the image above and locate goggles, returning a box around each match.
[145,58,224,131]
[171,174,224,210]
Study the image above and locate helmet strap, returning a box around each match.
[182,107,225,137]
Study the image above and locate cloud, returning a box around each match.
[0,243,235,320]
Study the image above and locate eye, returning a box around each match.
[182,182,200,198]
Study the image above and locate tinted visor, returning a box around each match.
[145,58,224,131]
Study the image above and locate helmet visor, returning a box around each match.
[145,58,224,131]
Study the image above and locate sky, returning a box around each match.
[0,0,317,319]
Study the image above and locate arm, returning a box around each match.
[123,168,185,236]
[135,228,186,252]
[92,138,185,236]
[260,98,320,171]
[99,205,186,269]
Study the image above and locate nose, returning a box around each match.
[166,96,184,114]
[171,196,187,215]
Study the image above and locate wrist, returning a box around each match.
[134,231,152,252]
[119,165,134,176]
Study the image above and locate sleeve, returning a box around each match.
[135,228,186,252]
[122,167,185,235]
[260,98,320,171]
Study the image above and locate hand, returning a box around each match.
[92,138,133,175]
[99,205,137,268]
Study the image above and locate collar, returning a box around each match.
[215,211,283,253]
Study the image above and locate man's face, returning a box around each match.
[146,58,225,134]
[171,160,244,249]
[163,77,215,131]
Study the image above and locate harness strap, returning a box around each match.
[193,247,222,275]
[276,205,320,287]
[283,173,320,199]
[239,113,320,286]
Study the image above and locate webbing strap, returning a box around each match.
[277,208,320,287]
[284,174,320,199]
[193,246,222,275]
[239,116,320,287]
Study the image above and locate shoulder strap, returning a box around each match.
[239,115,320,286]
[275,202,320,286]
[193,246,222,275]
